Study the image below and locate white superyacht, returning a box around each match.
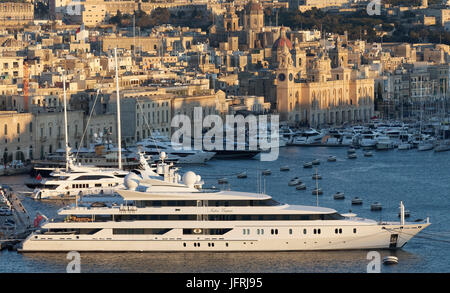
[20,154,430,252]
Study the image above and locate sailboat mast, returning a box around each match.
[114,48,122,170]
[63,72,69,172]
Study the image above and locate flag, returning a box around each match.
[33,213,43,228]
[36,173,42,181]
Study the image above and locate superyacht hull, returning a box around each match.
[20,222,429,252]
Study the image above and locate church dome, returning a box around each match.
[272,27,293,50]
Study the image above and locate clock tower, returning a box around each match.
[275,44,296,121]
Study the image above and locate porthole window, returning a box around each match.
[313,229,317,234]
[335,228,338,234]
[226,243,229,247]
[303,229,307,234]
[289,229,293,235]
[183,243,186,247]
[339,228,342,234]
[318,229,321,234]
[353,228,357,234]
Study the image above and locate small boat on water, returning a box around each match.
[280,166,290,171]
[398,143,412,150]
[371,202,382,211]
[262,169,271,175]
[333,192,345,200]
[434,140,450,152]
[348,153,357,159]
[418,141,434,151]
[218,178,228,184]
[347,148,356,154]
[383,256,399,265]
[237,172,247,179]
[312,174,322,180]
[296,183,306,190]
[327,156,337,162]
[363,151,373,157]
[312,188,323,195]
[312,159,320,165]
[303,162,313,168]
[288,177,302,186]
[398,210,411,218]
[352,197,363,205]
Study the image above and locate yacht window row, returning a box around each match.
[135,199,282,207]
[64,213,346,222]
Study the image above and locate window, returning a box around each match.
[303,229,307,234]
[353,228,357,234]
[289,229,293,235]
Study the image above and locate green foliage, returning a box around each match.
[109,8,210,29]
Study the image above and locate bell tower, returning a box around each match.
[275,45,296,121]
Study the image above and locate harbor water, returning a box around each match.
[0,146,449,273]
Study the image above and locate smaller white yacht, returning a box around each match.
[418,139,434,151]
[31,152,155,200]
[434,140,450,152]
[376,136,394,150]
[359,131,380,149]
[289,129,324,146]
[135,133,215,164]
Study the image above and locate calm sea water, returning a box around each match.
[0,146,449,273]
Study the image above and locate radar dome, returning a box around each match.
[183,171,197,187]
[124,172,140,190]
[160,152,167,160]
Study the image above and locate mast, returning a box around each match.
[114,48,122,170]
[63,72,69,172]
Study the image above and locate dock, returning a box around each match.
[0,185,33,251]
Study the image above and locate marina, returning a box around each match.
[0,146,449,272]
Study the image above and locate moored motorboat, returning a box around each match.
[348,153,357,159]
[312,174,322,180]
[312,159,320,165]
[327,156,337,162]
[288,177,302,186]
[383,256,399,265]
[218,178,228,184]
[303,162,313,168]
[352,197,363,205]
[363,151,372,157]
[280,166,290,171]
[237,172,247,179]
[312,188,323,195]
[370,202,382,211]
[296,183,306,190]
[262,169,271,175]
[398,143,412,150]
[347,148,356,154]
[333,192,345,200]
